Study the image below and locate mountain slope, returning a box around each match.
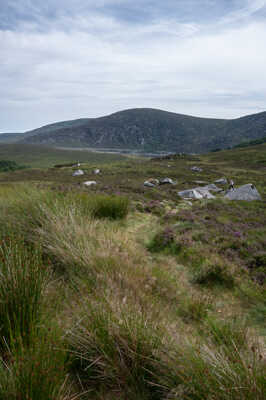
[19,108,266,153]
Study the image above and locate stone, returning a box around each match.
[178,189,203,199]
[214,178,228,185]
[159,178,176,185]
[72,169,84,176]
[83,181,97,186]
[193,180,208,185]
[201,184,221,192]
[224,184,262,201]
[144,181,155,187]
[194,188,215,199]
[191,166,203,172]
[93,169,100,174]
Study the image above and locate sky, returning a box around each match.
[1,0,266,132]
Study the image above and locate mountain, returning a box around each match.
[0,133,25,143]
[17,108,266,153]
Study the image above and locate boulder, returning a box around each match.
[159,178,176,185]
[201,184,221,192]
[214,178,228,185]
[144,181,155,187]
[193,180,208,185]
[83,181,97,186]
[191,166,203,172]
[178,189,203,199]
[93,169,100,174]
[194,188,215,199]
[72,169,84,176]
[224,184,262,201]
[144,178,159,187]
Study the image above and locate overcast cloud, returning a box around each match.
[1,0,266,132]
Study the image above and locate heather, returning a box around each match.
[0,144,265,399]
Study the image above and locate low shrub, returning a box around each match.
[147,227,182,255]
[177,295,211,323]
[192,262,235,287]
[89,194,130,220]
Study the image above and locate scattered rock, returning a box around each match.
[178,189,204,199]
[191,166,203,172]
[224,184,262,201]
[214,178,228,185]
[200,184,221,192]
[144,181,155,187]
[83,181,97,186]
[159,178,176,185]
[72,169,84,176]
[194,188,216,199]
[193,180,208,185]
[144,178,159,187]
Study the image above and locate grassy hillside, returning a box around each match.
[17,108,266,153]
[0,144,125,168]
[0,143,265,399]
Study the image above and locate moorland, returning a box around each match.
[0,142,265,399]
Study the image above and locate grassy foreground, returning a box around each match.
[0,182,265,399]
[0,142,265,398]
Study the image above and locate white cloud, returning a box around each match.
[1,1,266,131]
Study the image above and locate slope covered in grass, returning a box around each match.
[0,179,265,399]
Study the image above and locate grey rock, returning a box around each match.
[201,184,221,192]
[224,184,262,201]
[159,178,176,185]
[178,189,203,199]
[191,166,203,172]
[194,188,216,199]
[93,169,100,174]
[72,169,84,176]
[83,180,97,186]
[144,181,155,187]
[214,178,228,185]
[193,180,208,185]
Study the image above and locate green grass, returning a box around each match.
[0,143,125,168]
[0,239,48,349]
[0,142,265,399]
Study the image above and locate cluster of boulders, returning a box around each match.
[178,180,261,201]
[71,165,101,187]
[144,177,176,187]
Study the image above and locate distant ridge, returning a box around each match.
[13,108,266,153]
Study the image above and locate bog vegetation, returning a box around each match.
[0,143,265,399]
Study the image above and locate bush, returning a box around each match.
[177,295,211,323]
[89,194,130,220]
[147,227,182,255]
[0,160,25,172]
[192,262,234,287]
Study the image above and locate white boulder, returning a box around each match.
[83,181,97,186]
[72,169,84,176]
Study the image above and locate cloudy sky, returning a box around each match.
[1,0,266,132]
